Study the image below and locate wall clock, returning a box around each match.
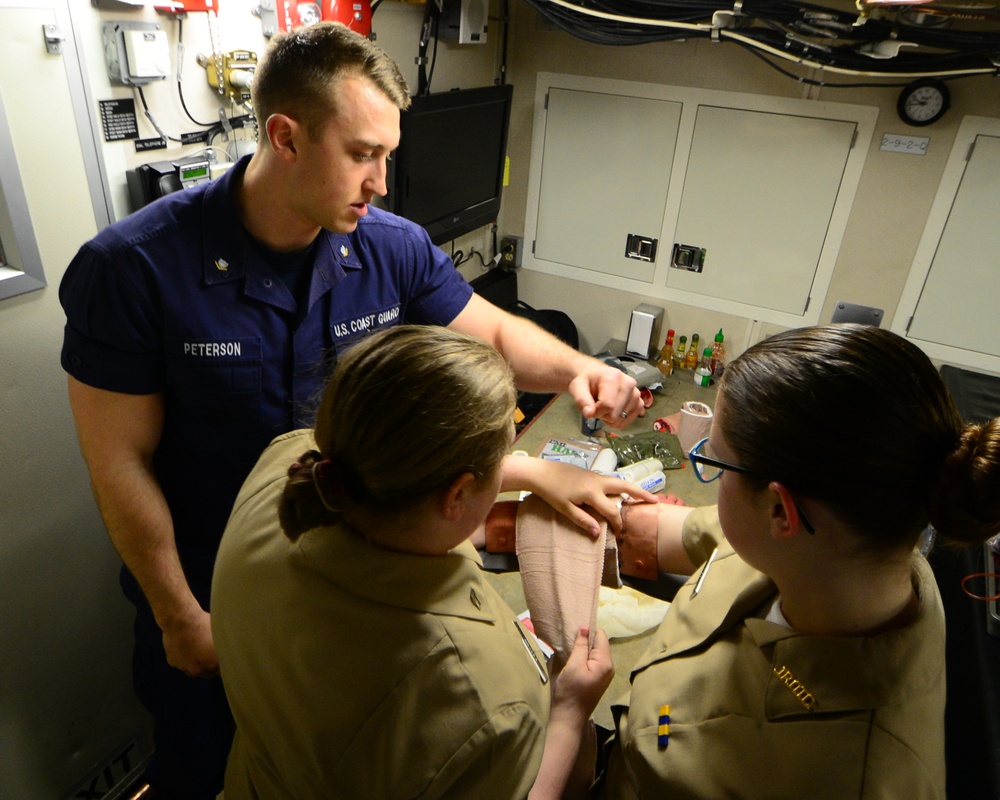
[897,79,951,126]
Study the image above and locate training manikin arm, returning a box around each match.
[484,484,702,580]
[67,377,218,677]
[650,502,699,576]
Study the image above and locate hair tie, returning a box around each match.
[288,450,323,479]
[960,572,1000,602]
[312,458,341,512]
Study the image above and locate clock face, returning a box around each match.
[898,80,950,126]
[906,87,944,120]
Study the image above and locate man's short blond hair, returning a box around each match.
[252,22,410,142]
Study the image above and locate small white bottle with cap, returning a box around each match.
[636,470,666,493]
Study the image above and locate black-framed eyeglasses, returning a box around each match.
[688,437,816,535]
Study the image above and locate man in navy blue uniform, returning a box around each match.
[61,22,640,799]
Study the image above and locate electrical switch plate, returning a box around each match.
[123,29,171,79]
[102,21,169,86]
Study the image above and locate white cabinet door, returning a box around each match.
[894,117,1000,373]
[523,74,876,327]
[667,106,857,315]
[908,136,1000,354]
[533,87,682,283]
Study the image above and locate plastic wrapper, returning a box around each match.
[596,585,670,639]
[606,430,683,469]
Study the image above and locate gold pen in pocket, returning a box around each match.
[690,546,719,599]
[513,619,549,684]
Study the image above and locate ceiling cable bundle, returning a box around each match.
[520,0,1000,83]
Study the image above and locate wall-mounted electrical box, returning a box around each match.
[438,0,489,43]
[102,21,170,86]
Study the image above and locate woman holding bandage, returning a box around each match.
[211,325,656,800]
[597,324,1000,799]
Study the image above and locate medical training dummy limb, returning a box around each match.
[483,477,696,577]
[516,493,612,658]
[528,628,614,800]
[449,294,644,428]
[67,377,219,678]
[647,502,700,577]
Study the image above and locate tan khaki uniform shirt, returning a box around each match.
[601,506,947,800]
[212,430,550,800]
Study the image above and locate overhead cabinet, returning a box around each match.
[523,74,877,327]
[533,89,682,285]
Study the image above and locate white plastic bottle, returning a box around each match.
[636,470,666,493]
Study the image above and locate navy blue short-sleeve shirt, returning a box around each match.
[60,157,473,584]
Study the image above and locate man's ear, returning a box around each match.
[265,113,300,161]
[441,472,477,522]
[767,481,806,539]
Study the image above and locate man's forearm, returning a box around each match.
[90,462,202,628]
[498,317,594,395]
[449,293,641,425]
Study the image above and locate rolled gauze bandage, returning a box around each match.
[677,401,714,455]
[516,494,609,659]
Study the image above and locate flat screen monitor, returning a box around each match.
[386,84,514,245]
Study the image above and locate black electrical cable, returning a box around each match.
[499,0,510,85]
[733,41,919,88]
[453,249,491,268]
[177,17,216,128]
[201,113,253,146]
[426,15,441,93]
[135,85,184,143]
[519,0,1000,78]
[416,3,433,95]
[520,0,695,46]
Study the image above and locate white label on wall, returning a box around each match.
[880,133,930,155]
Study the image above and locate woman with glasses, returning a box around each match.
[599,323,1000,799]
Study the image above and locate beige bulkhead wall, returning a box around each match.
[496,0,1000,358]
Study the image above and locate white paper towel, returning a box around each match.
[678,401,714,455]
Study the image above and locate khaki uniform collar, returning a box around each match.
[298,526,496,623]
[637,542,944,718]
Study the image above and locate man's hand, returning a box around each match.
[569,363,644,430]
[162,607,220,678]
[449,297,644,429]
